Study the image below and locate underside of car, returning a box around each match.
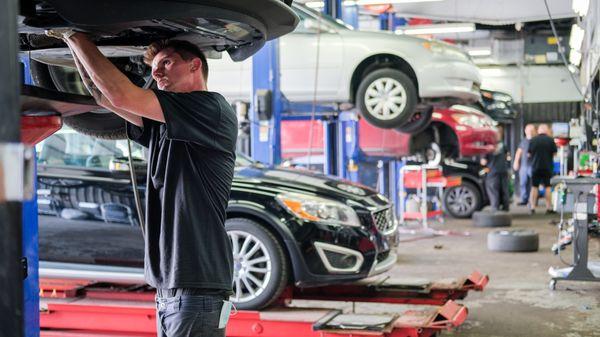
[19,0,299,138]
[19,0,298,61]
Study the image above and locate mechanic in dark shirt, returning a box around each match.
[51,30,236,337]
[513,124,536,205]
[528,124,557,214]
[481,125,511,212]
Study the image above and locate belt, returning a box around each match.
[156,288,227,298]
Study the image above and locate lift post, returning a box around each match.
[0,0,25,336]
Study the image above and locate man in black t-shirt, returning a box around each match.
[51,31,236,337]
[528,124,557,214]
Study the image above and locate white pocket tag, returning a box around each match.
[218,300,233,329]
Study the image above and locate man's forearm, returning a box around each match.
[67,44,143,127]
[63,33,136,109]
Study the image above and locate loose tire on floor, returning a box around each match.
[226,218,289,310]
[356,68,417,129]
[487,229,539,252]
[472,210,511,227]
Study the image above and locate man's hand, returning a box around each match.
[45,28,77,41]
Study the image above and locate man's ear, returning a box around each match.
[190,58,202,72]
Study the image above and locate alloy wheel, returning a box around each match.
[446,186,476,216]
[228,230,273,303]
[363,77,407,121]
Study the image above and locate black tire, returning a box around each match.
[396,105,433,134]
[226,218,289,310]
[487,229,539,252]
[443,180,482,219]
[29,60,133,139]
[472,210,511,227]
[63,113,127,140]
[356,68,417,129]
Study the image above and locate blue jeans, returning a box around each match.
[156,294,229,337]
[519,167,532,203]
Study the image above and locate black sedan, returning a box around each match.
[36,129,399,310]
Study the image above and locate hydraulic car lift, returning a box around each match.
[38,270,487,336]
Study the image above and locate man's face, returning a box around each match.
[151,48,195,92]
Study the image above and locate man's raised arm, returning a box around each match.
[66,43,143,127]
[49,30,165,123]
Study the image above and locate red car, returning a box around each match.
[281,105,498,165]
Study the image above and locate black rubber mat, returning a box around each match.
[39,215,144,267]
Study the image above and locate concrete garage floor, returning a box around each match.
[291,205,600,337]
[395,206,600,337]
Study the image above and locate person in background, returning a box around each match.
[528,123,558,214]
[481,125,511,212]
[513,124,537,206]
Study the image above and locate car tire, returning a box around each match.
[356,68,417,129]
[472,210,511,227]
[442,180,482,218]
[487,229,539,252]
[396,105,433,134]
[63,113,128,140]
[29,60,132,139]
[226,218,289,310]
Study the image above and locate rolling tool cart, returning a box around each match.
[399,165,462,228]
[549,176,600,290]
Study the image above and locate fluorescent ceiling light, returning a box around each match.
[354,0,443,4]
[479,68,505,77]
[304,0,442,8]
[305,1,325,8]
[395,23,475,35]
[572,0,590,16]
[569,24,585,51]
[569,48,582,66]
[467,48,492,57]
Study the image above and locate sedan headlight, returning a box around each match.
[451,113,484,128]
[276,192,361,227]
[422,41,469,60]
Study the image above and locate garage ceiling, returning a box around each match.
[390,0,576,25]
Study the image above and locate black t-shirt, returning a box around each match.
[528,134,557,172]
[485,142,509,175]
[127,89,237,293]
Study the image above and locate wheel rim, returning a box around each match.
[363,77,407,120]
[425,143,442,166]
[228,230,272,303]
[446,186,476,216]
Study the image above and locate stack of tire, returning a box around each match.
[472,210,539,252]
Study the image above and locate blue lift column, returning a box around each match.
[20,58,40,337]
[250,40,283,166]
[0,0,25,335]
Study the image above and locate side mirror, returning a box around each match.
[109,157,146,173]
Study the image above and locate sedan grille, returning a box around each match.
[372,208,397,235]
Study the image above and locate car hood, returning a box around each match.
[339,29,427,45]
[20,0,299,61]
[233,165,390,209]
